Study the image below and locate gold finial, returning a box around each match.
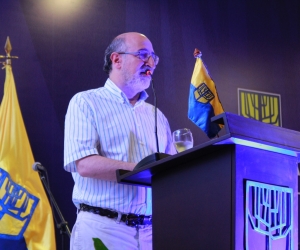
[5,37,12,56]
[193,48,202,58]
[0,36,18,66]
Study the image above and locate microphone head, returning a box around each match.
[32,162,42,171]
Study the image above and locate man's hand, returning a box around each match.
[76,155,136,181]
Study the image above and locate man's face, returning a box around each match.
[120,36,156,94]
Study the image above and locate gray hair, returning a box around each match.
[103,37,127,75]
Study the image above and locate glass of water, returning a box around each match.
[172,128,193,153]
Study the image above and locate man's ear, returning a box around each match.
[110,52,122,70]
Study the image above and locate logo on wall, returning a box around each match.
[238,88,282,126]
[245,180,293,249]
[0,168,39,240]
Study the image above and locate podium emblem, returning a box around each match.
[238,88,281,126]
[245,180,293,249]
[0,168,39,239]
[194,83,215,104]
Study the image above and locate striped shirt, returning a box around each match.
[64,78,176,215]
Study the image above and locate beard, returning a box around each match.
[121,67,151,94]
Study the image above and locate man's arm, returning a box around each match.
[75,155,136,182]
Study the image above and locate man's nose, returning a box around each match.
[145,56,156,68]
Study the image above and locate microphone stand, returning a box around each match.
[134,74,170,170]
[152,74,159,153]
[37,170,71,249]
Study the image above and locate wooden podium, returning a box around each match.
[117,113,300,249]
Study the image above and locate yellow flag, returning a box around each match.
[0,65,56,249]
[188,56,224,138]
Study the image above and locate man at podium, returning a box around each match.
[64,32,176,249]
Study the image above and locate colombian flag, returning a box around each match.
[0,63,56,249]
[188,49,224,138]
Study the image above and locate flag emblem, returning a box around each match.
[0,168,39,240]
[194,82,215,104]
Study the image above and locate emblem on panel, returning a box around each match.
[0,168,39,239]
[238,88,281,126]
[245,180,293,249]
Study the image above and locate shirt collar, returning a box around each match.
[104,78,148,105]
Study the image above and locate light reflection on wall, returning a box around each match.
[41,0,86,20]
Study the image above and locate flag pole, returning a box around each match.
[0,36,19,66]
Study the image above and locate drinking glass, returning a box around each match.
[172,128,193,153]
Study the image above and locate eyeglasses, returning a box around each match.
[118,50,159,65]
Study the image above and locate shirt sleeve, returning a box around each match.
[64,93,100,172]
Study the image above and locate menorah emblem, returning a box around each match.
[0,168,39,239]
[194,82,215,104]
[238,88,281,126]
[245,180,293,250]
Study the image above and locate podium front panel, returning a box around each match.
[235,145,298,250]
[152,145,234,249]
[151,144,298,249]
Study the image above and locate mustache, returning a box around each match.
[140,66,153,74]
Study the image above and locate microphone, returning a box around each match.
[32,162,46,172]
[134,71,170,170]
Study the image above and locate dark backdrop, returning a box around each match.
[1,0,299,249]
